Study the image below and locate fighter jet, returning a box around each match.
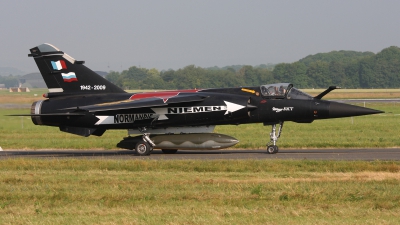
[16,43,383,155]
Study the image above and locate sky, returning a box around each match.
[1,0,400,74]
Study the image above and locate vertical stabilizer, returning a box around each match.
[29,43,125,95]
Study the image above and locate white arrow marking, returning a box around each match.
[150,108,169,120]
[151,101,245,118]
[95,116,114,125]
[224,101,245,115]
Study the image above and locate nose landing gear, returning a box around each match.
[266,121,284,154]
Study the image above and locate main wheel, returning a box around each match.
[267,145,279,154]
[161,149,178,154]
[135,141,151,156]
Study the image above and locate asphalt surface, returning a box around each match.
[0,148,399,160]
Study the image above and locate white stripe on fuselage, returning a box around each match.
[94,101,245,124]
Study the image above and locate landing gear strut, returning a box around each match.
[135,127,155,156]
[266,121,284,154]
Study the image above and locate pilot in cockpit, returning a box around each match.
[260,83,292,98]
[279,86,286,95]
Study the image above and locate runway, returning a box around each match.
[0,148,399,160]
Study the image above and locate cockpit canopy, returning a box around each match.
[260,83,313,100]
[260,83,291,98]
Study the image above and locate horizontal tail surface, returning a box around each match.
[29,43,125,95]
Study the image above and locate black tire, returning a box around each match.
[161,149,178,154]
[135,141,151,156]
[267,145,279,154]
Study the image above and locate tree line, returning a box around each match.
[106,46,400,90]
[106,46,400,89]
[0,75,19,88]
[2,46,398,89]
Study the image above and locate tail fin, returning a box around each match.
[29,43,125,95]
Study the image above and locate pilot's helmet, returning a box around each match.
[279,86,284,94]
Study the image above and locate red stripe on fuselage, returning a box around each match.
[129,89,199,103]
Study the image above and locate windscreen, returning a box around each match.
[286,88,313,100]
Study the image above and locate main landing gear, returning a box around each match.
[266,121,284,154]
[135,127,156,156]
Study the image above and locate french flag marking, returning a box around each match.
[51,60,67,70]
[61,72,78,82]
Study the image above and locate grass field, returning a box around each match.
[303,88,400,99]
[0,159,400,224]
[1,89,400,224]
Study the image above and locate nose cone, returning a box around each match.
[329,102,384,118]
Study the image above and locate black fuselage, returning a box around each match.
[32,86,377,132]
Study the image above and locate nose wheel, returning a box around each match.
[267,145,279,154]
[266,121,284,154]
